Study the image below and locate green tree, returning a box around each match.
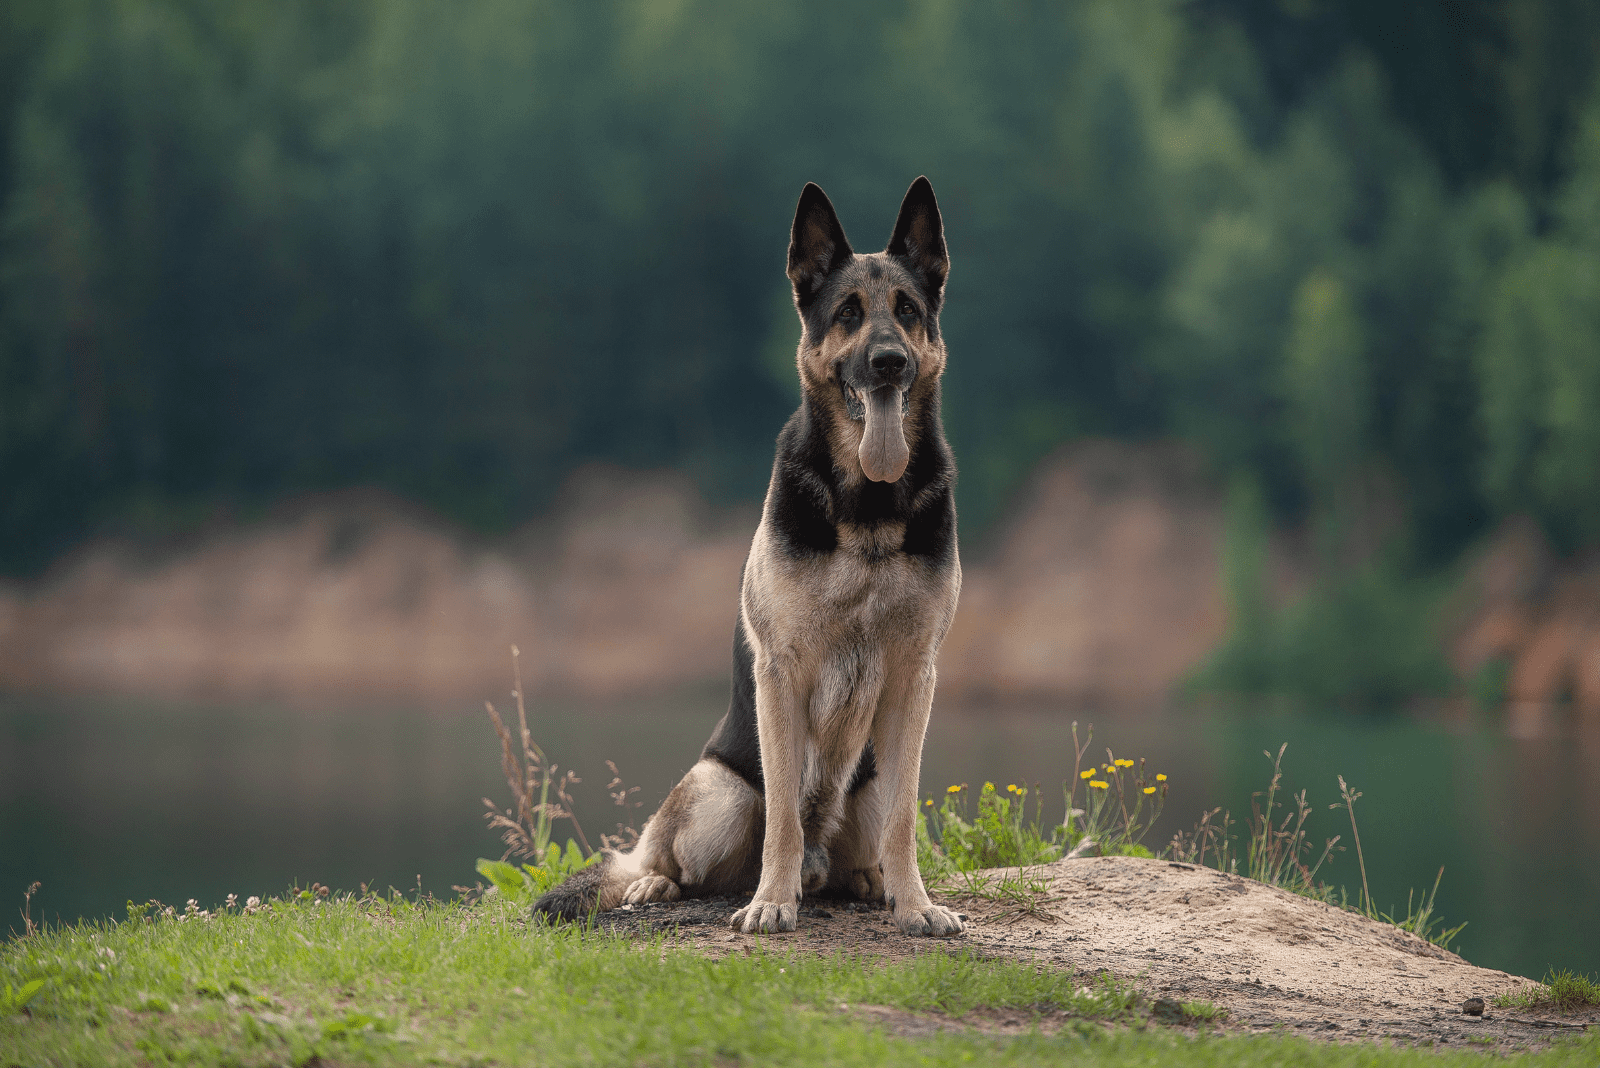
[1476,81,1600,549]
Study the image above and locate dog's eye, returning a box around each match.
[897,301,918,320]
[836,305,858,322]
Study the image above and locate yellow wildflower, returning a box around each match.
[946,784,962,794]
[984,781,995,791]
[1114,759,1135,768]
[1143,786,1156,795]
[925,799,934,806]
[1007,784,1019,793]
[1079,769,1095,780]
[1156,774,1167,782]
[1089,780,1109,790]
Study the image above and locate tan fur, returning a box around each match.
[616,758,763,900]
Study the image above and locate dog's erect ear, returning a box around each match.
[788,183,853,309]
[886,176,948,305]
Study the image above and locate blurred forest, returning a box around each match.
[4,0,1600,701]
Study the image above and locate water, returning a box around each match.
[2,689,1596,980]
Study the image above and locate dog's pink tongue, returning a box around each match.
[859,387,910,483]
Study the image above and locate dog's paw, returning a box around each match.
[729,900,797,933]
[847,866,884,903]
[622,875,681,905]
[892,902,965,937]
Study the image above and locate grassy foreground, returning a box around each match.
[3,891,1598,1067]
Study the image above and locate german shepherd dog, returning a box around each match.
[534,177,963,937]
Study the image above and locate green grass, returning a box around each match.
[1151,996,1229,1027]
[1180,1000,1228,1024]
[1494,970,1600,1014]
[4,892,1599,1067]
[941,866,1060,923]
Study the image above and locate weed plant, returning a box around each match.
[477,646,641,902]
[918,723,1170,885]
[1494,970,1600,1014]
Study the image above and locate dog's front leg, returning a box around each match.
[729,660,806,933]
[874,666,964,937]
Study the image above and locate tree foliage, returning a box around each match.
[1,0,1599,582]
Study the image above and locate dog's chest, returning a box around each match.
[801,522,928,620]
[744,518,957,655]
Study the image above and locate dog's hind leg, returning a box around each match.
[535,757,762,923]
[829,765,888,903]
[656,758,763,895]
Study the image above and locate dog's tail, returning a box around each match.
[532,856,631,923]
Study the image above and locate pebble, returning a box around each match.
[1461,998,1485,1016]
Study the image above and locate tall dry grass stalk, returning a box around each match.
[480,644,644,864]
[1168,806,1235,871]
[1060,721,1094,836]
[602,760,642,851]
[482,645,592,860]
[1246,743,1340,891]
[20,881,40,937]
[1335,774,1371,914]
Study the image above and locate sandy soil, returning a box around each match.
[597,855,1597,1050]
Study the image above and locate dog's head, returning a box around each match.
[787,177,950,484]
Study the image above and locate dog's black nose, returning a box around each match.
[869,347,907,375]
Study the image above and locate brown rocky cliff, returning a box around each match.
[0,443,1235,707]
[938,441,1228,703]
[0,469,754,704]
[1451,516,1600,732]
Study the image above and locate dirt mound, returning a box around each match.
[599,856,1593,1050]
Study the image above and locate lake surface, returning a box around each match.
[2,688,1596,980]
